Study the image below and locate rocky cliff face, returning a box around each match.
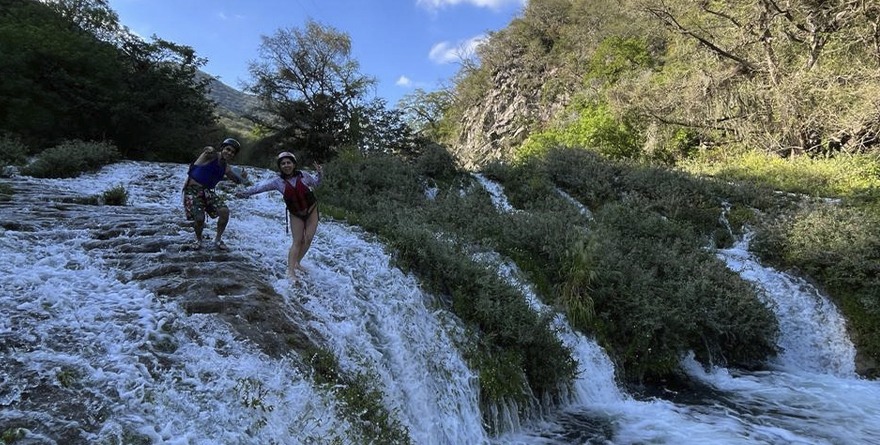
[196,70,260,118]
[451,66,569,171]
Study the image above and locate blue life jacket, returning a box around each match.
[188,157,226,189]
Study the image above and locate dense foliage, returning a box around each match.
[487,147,783,380]
[443,0,880,162]
[438,0,880,377]
[0,0,221,162]
[244,20,420,165]
[20,139,120,178]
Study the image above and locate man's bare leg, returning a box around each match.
[215,207,230,244]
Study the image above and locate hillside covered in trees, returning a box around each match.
[438,0,880,167]
[429,0,880,379]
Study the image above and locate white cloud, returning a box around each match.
[215,10,245,22]
[396,76,413,87]
[417,0,526,11]
[428,35,487,64]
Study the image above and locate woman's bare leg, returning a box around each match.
[297,209,320,266]
[288,214,306,277]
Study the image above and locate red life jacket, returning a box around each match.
[282,172,317,215]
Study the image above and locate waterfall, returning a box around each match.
[2,163,879,444]
[232,201,488,444]
[1,162,486,444]
[474,173,880,444]
[473,173,516,213]
[717,234,856,376]
[555,188,593,219]
[0,189,351,443]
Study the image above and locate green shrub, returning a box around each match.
[517,100,642,161]
[587,36,655,86]
[588,200,778,381]
[0,183,12,202]
[21,139,121,178]
[0,134,28,169]
[557,99,643,159]
[102,185,128,206]
[414,142,460,184]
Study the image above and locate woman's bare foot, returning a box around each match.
[295,263,308,273]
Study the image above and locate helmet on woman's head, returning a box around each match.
[220,138,241,153]
[277,151,297,167]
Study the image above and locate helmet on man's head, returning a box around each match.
[277,151,297,167]
[220,138,241,153]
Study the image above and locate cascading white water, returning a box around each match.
[475,174,880,444]
[3,163,878,444]
[232,175,488,445]
[682,234,880,444]
[717,235,856,376]
[555,188,593,219]
[1,162,488,444]
[474,174,516,213]
[0,166,352,443]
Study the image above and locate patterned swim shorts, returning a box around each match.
[183,183,227,221]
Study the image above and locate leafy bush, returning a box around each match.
[102,185,128,206]
[587,200,778,380]
[414,142,460,184]
[0,134,28,169]
[0,183,11,202]
[587,36,655,85]
[520,100,642,160]
[21,140,120,178]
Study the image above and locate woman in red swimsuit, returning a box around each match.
[238,152,323,279]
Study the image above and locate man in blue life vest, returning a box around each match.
[182,137,248,251]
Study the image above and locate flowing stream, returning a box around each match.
[0,162,877,444]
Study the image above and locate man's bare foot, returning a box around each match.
[295,264,308,273]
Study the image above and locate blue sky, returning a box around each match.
[106,0,526,105]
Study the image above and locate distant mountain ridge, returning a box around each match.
[196,70,259,118]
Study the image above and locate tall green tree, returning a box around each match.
[246,20,417,161]
[112,36,219,161]
[632,0,880,155]
[0,0,127,149]
[398,88,454,142]
[0,0,219,160]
